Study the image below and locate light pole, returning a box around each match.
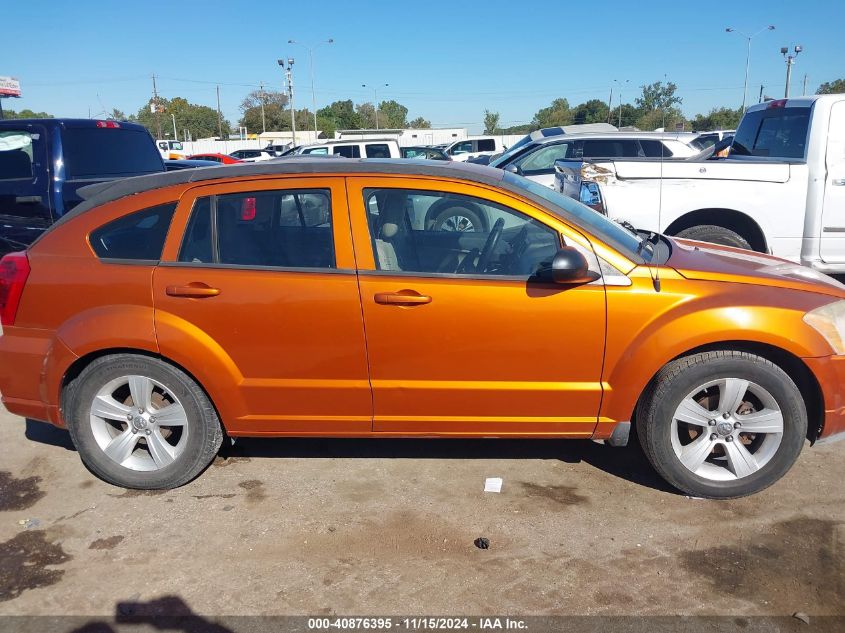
[278,58,296,146]
[781,45,803,98]
[171,113,177,142]
[362,83,388,130]
[726,25,775,111]
[613,79,629,128]
[289,38,333,137]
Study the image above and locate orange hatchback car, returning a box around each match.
[1,159,844,497]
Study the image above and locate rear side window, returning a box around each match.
[0,130,34,180]
[477,139,496,152]
[179,189,335,269]
[90,203,176,261]
[62,128,163,178]
[732,106,810,159]
[334,145,361,158]
[579,139,641,158]
[303,147,329,155]
[640,140,674,157]
[365,144,390,158]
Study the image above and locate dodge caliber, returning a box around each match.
[1,159,844,498]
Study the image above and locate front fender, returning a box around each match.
[599,278,834,425]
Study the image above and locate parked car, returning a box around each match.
[490,132,701,188]
[164,159,223,171]
[444,137,506,162]
[401,146,450,161]
[0,118,164,255]
[156,140,187,160]
[295,139,401,159]
[500,123,620,158]
[228,149,274,162]
[2,159,844,498]
[553,95,845,271]
[187,153,243,165]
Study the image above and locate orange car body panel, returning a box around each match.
[1,166,845,443]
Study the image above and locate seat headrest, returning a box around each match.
[381,223,399,239]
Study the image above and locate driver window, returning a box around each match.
[363,188,559,277]
[513,143,571,175]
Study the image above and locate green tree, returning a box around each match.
[378,100,408,128]
[532,98,572,128]
[239,89,288,132]
[408,116,431,129]
[136,96,231,139]
[570,99,610,124]
[817,79,845,94]
[317,100,362,131]
[608,103,638,128]
[483,109,500,134]
[691,107,743,131]
[636,81,682,112]
[2,108,53,119]
[636,107,686,131]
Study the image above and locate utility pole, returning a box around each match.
[259,81,266,134]
[759,84,765,103]
[151,74,162,139]
[612,79,628,128]
[781,45,802,98]
[606,86,613,123]
[216,85,223,139]
[278,59,296,145]
[802,73,809,96]
[289,39,334,136]
[171,113,177,141]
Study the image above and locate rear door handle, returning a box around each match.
[166,283,221,298]
[374,291,432,306]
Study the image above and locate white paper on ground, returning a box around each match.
[484,477,503,493]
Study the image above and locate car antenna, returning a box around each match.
[651,104,667,293]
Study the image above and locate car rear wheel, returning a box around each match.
[675,225,752,250]
[65,354,223,489]
[637,351,806,499]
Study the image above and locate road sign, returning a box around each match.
[0,77,21,98]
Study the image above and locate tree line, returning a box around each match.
[4,77,845,138]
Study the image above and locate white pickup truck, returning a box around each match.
[554,94,845,273]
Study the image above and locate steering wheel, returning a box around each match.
[455,248,480,274]
[474,218,505,273]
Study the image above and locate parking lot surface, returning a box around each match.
[0,404,843,618]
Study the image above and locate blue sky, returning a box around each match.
[4,0,843,133]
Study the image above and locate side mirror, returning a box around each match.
[503,164,523,176]
[536,246,601,285]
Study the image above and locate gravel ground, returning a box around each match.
[0,404,842,622]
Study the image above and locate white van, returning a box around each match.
[296,139,400,159]
[444,137,506,162]
[156,140,186,160]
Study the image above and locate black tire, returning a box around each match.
[64,354,223,489]
[637,351,807,499]
[675,224,752,250]
[427,203,487,232]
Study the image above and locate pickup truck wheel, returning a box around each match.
[65,354,223,489]
[637,351,806,499]
[675,225,751,250]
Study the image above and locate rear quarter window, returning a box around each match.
[63,128,164,178]
[89,203,176,261]
[0,130,35,180]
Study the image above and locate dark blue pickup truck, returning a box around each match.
[0,118,164,254]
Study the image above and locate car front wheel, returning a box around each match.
[65,354,223,489]
[637,350,807,499]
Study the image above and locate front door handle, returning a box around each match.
[15,195,42,204]
[166,283,221,298]
[832,178,845,186]
[374,291,432,306]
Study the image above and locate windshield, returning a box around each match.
[503,172,647,263]
[731,105,810,159]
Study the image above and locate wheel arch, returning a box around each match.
[59,347,232,434]
[665,209,768,253]
[632,341,824,443]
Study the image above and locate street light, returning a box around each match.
[288,38,334,137]
[277,58,296,145]
[613,79,629,128]
[781,44,803,98]
[362,83,389,130]
[726,25,775,111]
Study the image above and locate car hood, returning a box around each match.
[667,238,845,298]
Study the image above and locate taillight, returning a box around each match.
[240,197,257,221]
[767,99,788,109]
[579,182,606,215]
[0,252,30,327]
